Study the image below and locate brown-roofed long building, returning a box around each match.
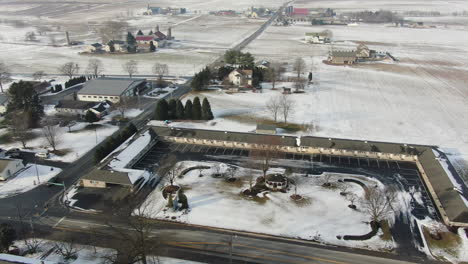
[149,125,468,227]
[328,50,357,64]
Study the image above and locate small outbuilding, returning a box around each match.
[256,124,276,135]
[265,173,288,191]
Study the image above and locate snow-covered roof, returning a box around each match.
[78,78,145,97]
[0,254,54,264]
[109,130,152,169]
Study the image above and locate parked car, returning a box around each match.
[35,152,49,159]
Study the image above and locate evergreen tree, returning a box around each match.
[149,41,156,52]
[148,30,154,35]
[308,72,313,82]
[85,110,99,123]
[184,99,193,119]
[154,99,169,120]
[0,223,16,253]
[202,98,214,120]
[178,189,189,209]
[168,99,177,119]
[192,97,202,120]
[137,30,144,35]
[6,81,44,128]
[108,41,115,52]
[126,32,137,53]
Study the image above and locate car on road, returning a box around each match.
[35,152,49,159]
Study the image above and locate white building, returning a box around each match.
[305,32,330,44]
[0,158,24,181]
[227,69,253,86]
[77,78,146,103]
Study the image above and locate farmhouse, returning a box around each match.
[86,43,103,53]
[149,125,468,228]
[0,158,25,181]
[227,69,253,86]
[305,32,331,44]
[77,78,146,103]
[328,50,357,65]
[0,95,9,115]
[136,35,155,45]
[105,40,127,52]
[356,44,370,58]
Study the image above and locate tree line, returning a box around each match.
[94,123,138,164]
[154,97,213,121]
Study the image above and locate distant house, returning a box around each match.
[55,100,109,118]
[135,35,155,45]
[256,124,276,134]
[77,78,146,103]
[0,95,9,115]
[227,69,253,86]
[55,100,100,118]
[292,8,309,16]
[145,6,161,15]
[105,40,127,52]
[154,30,167,41]
[356,44,370,58]
[86,43,103,53]
[328,50,357,65]
[0,158,25,181]
[305,32,330,44]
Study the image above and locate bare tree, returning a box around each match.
[266,63,284,90]
[0,62,11,93]
[266,94,281,122]
[99,21,128,43]
[123,60,138,79]
[346,193,358,208]
[152,63,168,84]
[104,197,159,264]
[55,236,82,260]
[86,59,104,77]
[32,70,46,81]
[58,62,80,79]
[293,57,306,79]
[361,186,396,222]
[250,136,282,176]
[293,77,307,92]
[115,96,129,118]
[42,118,61,151]
[158,155,183,186]
[10,112,31,148]
[279,93,294,123]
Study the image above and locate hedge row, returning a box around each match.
[94,123,138,164]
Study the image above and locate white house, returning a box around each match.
[105,40,127,52]
[356,44,370,58]
[227,69,253,86]
[305,32,330,44]
[86,43,103,53]
[0,158,24,181]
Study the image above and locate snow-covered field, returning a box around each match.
[142,161,395,251]
[174,20,468,166]
[0,164,61,198]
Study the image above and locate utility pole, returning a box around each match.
[35,157,40,184]
[94,127,98,145]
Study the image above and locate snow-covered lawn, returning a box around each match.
[142,161,395,251]
[0,164,61,198]
[0,122,119,163]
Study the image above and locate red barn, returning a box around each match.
[292,8,309,16]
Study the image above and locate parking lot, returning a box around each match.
[133,141,439,221]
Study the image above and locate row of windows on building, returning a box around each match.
[81,95,120,100]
